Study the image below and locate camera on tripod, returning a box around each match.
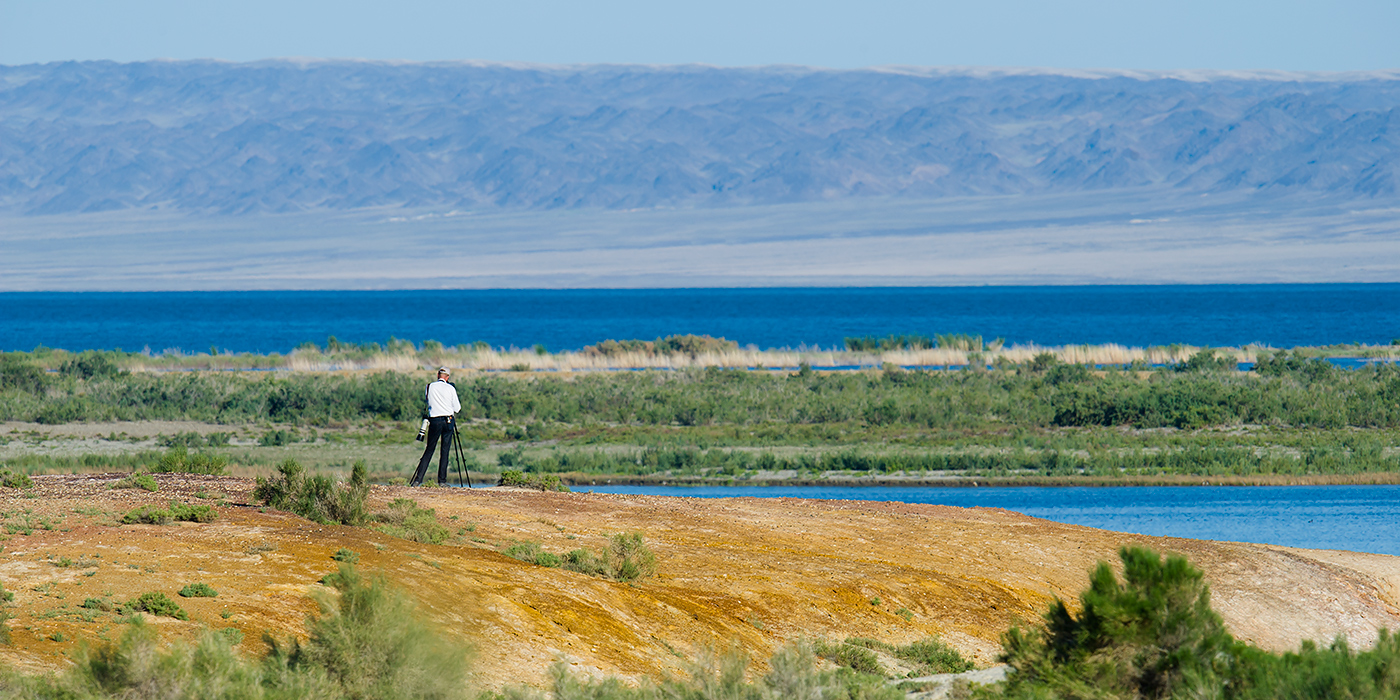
[416,418,429,441]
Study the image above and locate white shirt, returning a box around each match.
[426,379,461,417]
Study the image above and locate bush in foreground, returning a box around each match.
[267,563,472,700]
[994,546,1400,699]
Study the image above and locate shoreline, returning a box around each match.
[558,471,1400,488]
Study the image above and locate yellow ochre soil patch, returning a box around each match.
[0,474,1396,691]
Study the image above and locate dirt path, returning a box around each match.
[0,476,1395,690]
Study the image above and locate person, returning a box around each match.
[411,367,460,487]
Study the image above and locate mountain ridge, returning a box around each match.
[3,59,1398,216]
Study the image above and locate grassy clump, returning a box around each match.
[178,583,217,598]
[607,532,656,582]
[561,549,607,577]
[122,591,188,620]
[111,473,158,492]
[0,469,33,489]
[169,502,217,523]
[816,639,884,675]
[121,501,217,525]
[503,541,561,568]
[81,597,114,612]
[896,636,974,675]
[253,459,368,526]
[831,636,974,676]
[149,448,228,475]
[503,533,656,582]
[121,505,172,525]
[497,470,569,492]
[371,498,451,544]
[331,548,360,564]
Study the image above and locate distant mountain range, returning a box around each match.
[2,60,1398,216]
[3,60,1400,290]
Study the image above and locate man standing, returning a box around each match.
[412,367,461,487]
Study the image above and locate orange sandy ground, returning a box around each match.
[0,475,1396,691]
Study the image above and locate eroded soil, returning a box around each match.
[0,475,1396,691]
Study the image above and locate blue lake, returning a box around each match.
[575,484,1400,557]
[5,284,1400,353]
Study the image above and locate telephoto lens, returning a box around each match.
[416,418,429,441]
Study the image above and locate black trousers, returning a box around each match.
[412,416,453,486]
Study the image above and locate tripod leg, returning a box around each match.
[452,423,471,488]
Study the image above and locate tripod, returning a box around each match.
[449,420,473,488]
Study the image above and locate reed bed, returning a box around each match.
[20,340,1400,375]
[281,343,1235,373]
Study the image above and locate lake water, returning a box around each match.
[4,284,1400,353]
[577,484,1400,556]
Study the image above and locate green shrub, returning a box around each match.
[0,469,33,489]
[169,501,217,523]
[497,469,570,491]
[999,546,1238,699]
[254,459,368,526]
[81,597,114,612]
[371,498,450,544]
[123,591,188,620]
[608,532,656,582]
[0,354,47,393]
[59,351,123,380]
[112,473,159,492]
[121,505,173,525]
[896,636,974,675]
[120,501,215,525]
[332,548,360,564]
[178,582,217,598]
[503,541,562,568]
[259,429,298,446]
[994,546,1400,699]
[816,639,884,675]
[150,447,228,475]
[562,549,608,577]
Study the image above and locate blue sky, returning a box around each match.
[2,0,1397,71]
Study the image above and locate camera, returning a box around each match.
[416,418,429,441]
